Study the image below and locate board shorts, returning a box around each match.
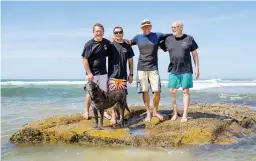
[136,70,161,93]
[168,73,193,89]
[85,74,108,109]
[108,78,128,94]
[86,74,108,93]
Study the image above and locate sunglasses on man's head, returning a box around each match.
[114,31,123,35]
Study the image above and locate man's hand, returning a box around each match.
[124,39,131,45]
[87,73,94,82]
[128,75,133,84]
[194,69,200,79]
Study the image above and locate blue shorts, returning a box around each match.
[168,73,193,89]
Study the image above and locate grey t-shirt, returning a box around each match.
[132,32,164,71]
[165,34,198,74]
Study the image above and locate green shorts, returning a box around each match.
[168,73,193,89]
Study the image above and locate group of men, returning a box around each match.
[81,19,199,123]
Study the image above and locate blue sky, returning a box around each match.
[1,1,256,80]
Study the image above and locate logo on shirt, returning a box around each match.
[104,45,107,50]
[122,48,128,53]
[181,42,187,47]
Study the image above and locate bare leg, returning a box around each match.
[181,88,190,122]
[110,108,117,125]
[152,92,164,121]
[104,111,112,120]
[170,88,178,120]
[143,92,151,122]
[82,95,91,120]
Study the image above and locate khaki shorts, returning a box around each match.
[136,70,161,93]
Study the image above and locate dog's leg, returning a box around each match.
[116,106,120,120]
[99,108,104,130]
[117,103,125,127]
[124,98,130,113]
[120,104,125,127]
[92,107,98,129]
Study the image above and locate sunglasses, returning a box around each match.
[171,26,180,29]
[114,31,123,35]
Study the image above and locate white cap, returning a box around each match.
[141,19,152,27]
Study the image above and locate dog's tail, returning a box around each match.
[125,102,130,113]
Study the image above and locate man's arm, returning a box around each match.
[128,58,134,75]
[130,40,137,46]
[82,58,92,74]
[128,58,134,84]
[158,33,172,42]
[81,42,94,81]
[157,33,172,52]
[191,50,200,79]
[126,35,137,46]
[82,58,94,82]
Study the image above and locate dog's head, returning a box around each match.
[84,81,102,100]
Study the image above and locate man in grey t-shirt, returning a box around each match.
[164,21,200,122]
[130,19,166,122]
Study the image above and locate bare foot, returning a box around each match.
[181,117,188,123]
[171,114,178,121]
[104,111,112,120]
[153,112,164,121]
[144,113,151,122]
[82,112,89,120]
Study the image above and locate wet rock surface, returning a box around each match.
[10,103,256,148]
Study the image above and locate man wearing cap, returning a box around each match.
[163,21,200,122]
[130,19,167,122]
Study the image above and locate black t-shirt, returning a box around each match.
[107,41,134,79]
[81,38,111,75]
[164,34,198,74]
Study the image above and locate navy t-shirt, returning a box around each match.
[164,34,198,74]
[107,41,134,79]
[81,38,111,75]
[132,32,164,71]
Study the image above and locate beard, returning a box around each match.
[172,31,178,35]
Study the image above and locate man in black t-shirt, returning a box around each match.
[81,23,112,120]
[107,26,134,124]
[164,21,200,122]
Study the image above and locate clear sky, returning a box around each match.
[1,1,256,80]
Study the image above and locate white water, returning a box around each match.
[2,79,256,91]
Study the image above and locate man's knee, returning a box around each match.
[143,91,149,97]
[153,91,160,97]
[183,89,190,95]
[171,89,177,95]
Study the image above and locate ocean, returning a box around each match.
[1,79,256,161]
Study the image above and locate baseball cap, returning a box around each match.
[141,19,152,27]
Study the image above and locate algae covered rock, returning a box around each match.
[10,103,256,148]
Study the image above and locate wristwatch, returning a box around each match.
[129,74,134,76]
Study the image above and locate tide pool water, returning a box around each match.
[1,79,256,161]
